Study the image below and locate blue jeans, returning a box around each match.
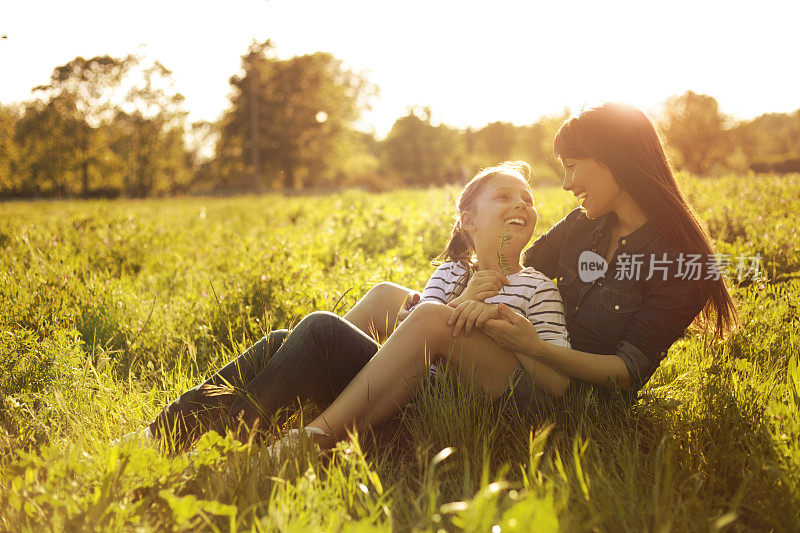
[149,311,380,447]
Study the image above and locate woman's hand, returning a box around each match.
[480,303,543,354]
[449,270,509,306]
[447,300,501,337]
[396,291,421,324]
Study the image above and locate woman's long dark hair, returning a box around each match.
[553,102,737,336]
[434,161,532,300]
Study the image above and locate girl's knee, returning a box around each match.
[404,302,452,345]
[364,282,412,313]
[369,281,409,301]
[408,301,452,322]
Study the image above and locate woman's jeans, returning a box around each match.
[149,311,381,448]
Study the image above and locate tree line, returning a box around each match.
[1,41,798,198]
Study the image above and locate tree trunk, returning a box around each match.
[248,74,263,191]
[82,160,89,198]
[282,164,295,190]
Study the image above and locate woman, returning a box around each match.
[401,101,736,394]
[473,102,737,392]
[135,102,736,452]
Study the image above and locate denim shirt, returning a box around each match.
[522,208,707,392]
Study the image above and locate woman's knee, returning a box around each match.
[296,310,340,327]
[293,311,342,344]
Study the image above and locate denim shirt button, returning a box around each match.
[621,239,627,245]
[614,304,620,310]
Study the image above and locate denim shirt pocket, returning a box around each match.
[555,263,578,314]
[556,262,577,287]
[593,287,644,344]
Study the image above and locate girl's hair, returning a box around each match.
[434,161,532,300]
[553,102,737,337]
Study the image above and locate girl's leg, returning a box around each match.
[228,311,382,432]
[344,282,413,341]
[147,282,412,448]
[306,302,524,447]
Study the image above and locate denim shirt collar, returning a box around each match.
[590,211,658,254]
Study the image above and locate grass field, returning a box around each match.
[1,174,799,531]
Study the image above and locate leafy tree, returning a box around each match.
[219,40,373,190]
[461,112,570,184]
[517,109,572,184]
[108,61,191,197]
[661,91,730,175]
[14,98,84,196]
[380,107,465,186]
[31,55,135,196]
[471,121,519,164]
[0,103,21,195]
[729,110,800,172]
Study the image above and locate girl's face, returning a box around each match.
[462,173,537,254]
[561,157,621,218]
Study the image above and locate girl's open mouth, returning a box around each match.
[504,217,526,227]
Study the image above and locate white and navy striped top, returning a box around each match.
[417,261,571,348]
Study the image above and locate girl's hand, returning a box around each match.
[480,303,542,354]
[450,270,509,305]
[447,300,500,337]
[396,291,421,324]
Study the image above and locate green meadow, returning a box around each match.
[1,174,798,531]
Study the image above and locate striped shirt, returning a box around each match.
[418,261,571,348]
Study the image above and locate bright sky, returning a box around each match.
[2,0,798,137]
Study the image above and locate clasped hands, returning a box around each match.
[446,269,509,333]
[398,270,541,354]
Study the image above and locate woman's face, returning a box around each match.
[561,157,621,218]
[463,173,537,254]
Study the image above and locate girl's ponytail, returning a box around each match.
[433,221,475,301]
[434,220,474,266]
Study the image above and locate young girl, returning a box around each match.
[263,162,571,454]
[130,162,571,452]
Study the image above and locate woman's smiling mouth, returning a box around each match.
[504,217,527,227]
